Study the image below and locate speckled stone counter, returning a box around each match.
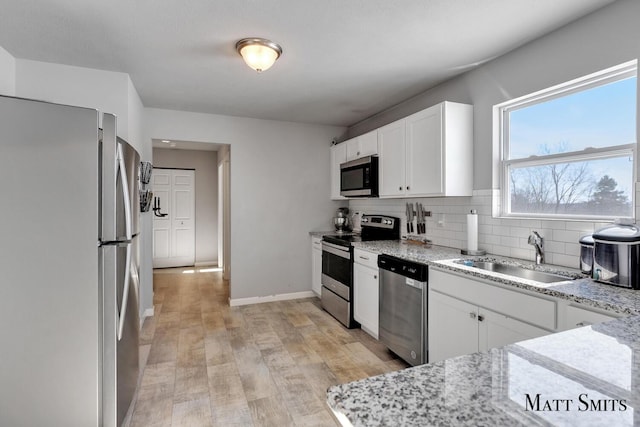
[353,240,640,314]
[353,240,463,263]
[328,315,640,426]
[329,240,640,426]
[309,230,338,237]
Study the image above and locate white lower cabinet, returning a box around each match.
[311,237,322,296]
[353,249,379,339]
[429,290,549,363]
[479,307,549,351]
[429,290,478,362]
[429,268,627,364]
[429,268,553,363]
[561,303,621,331]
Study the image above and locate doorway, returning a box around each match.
[151,168,195,268]
[151,142,229,271]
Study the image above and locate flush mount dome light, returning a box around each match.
[236,38,283,73]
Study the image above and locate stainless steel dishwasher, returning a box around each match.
[378,254,428,366]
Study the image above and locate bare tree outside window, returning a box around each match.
[498,61,636,219]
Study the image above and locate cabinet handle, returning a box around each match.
[407,186,410,191]
[359,256,370,260]
[399,186,403,191]
[357,151,360,155]
[374,275,378,279]
[478,315,485,322]
[469,312,476,319]
[576,321,592,327]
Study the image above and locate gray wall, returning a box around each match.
[153,147,219,265]
[0,45,15,95]
[347,0,640,189]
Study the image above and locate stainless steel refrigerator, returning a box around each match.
[0,95,140,426]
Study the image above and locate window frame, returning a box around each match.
[496,61,637,221]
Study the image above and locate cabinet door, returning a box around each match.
[563,305,619,331]
[378,119,406,197]
[345,131,378,161]
[330,143,347,200]
[358,130,378,158]
[345,137,360,161]
[478,308,549,352]
[428,290,478,363]
[405,105,443,196]
[353,263,379,338]
[311,238,322,296]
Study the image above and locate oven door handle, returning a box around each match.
[322,242,351,259]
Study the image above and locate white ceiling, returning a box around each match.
[0,0,617,127]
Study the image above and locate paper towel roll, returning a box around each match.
[467,210,478,251]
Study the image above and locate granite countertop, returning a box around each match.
[328,314,640,426]
[353,240,640,315]
[327,239,640,426]
[309,230,337,237]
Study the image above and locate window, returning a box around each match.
[497,61,637,219]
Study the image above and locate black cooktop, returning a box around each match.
[322,215,400,247]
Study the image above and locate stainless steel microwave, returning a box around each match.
[340,156,378,197]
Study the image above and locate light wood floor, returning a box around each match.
[130,267,408,426]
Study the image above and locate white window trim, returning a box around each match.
[494,60,638,221]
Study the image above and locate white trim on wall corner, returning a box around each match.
[229,291,316,307]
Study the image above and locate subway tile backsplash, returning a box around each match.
[348,186,640,269]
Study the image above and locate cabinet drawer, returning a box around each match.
[564,305,619,330]
[430,269,556,331]
[354,248,378,269]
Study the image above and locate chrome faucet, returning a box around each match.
[528,231,544,265]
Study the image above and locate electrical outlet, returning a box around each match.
[437,213,445,227]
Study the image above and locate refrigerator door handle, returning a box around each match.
[117,243,132,341]
[117,143,133,241]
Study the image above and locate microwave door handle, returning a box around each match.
[117,143,133,241]
[117,243,132,341]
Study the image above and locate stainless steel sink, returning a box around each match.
[459,261,574,283]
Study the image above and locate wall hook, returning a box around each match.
[153,196,168,217]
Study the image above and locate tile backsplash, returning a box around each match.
[349,184,640,269]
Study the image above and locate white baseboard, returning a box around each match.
[139,307,155,328]
[229,291,316,307]
[195,261,218,267]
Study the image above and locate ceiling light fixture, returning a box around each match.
[236,38,283,73]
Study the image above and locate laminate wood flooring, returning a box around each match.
[130,267,408,427]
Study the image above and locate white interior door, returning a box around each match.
[152,168,195,268]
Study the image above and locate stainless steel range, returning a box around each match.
[321,215,400,328]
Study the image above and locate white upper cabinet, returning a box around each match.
[330,143,347,200]
[330,101,472,200]
[405,106,443,195]
[378,119,406,197]
[345,130,378,161]
[379,101,473,198]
